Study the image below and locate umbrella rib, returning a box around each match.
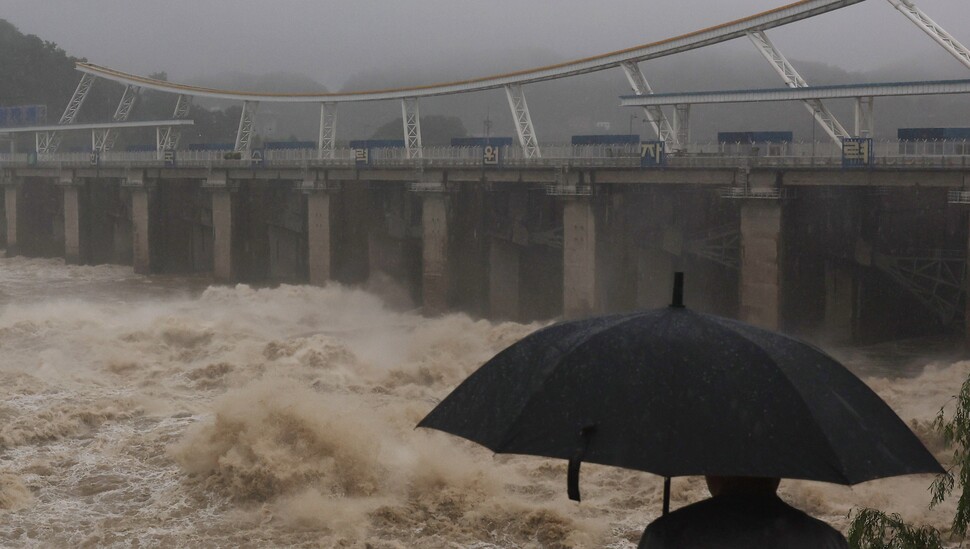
[493,311,658,453]
[715,323,853,484]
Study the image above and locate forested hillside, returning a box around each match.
[0,19,246,150]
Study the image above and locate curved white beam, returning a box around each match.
[619,78,970,105]
[75,0,866,104]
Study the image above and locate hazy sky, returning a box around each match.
[1,0,968,91]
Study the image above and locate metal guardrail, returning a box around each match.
[545,184,593,196]
[718,187,797,200]
[0,141,967,171]
[948,190,970,204]
[406,182,447,193]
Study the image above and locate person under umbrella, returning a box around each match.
[418,273,941,545]
[639,476,848,548]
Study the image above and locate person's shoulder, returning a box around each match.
[639,495,848,549]
[774,499,848,548]
[638,497,732,548]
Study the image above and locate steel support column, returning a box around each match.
[401,98,423,160]
[159,94,192,154]
[854,96,874,137]
[620,61,678,146]
[674,104,691,147]
[96,84,140,152]
[886,0,970,70]
[747,31,850,144]
[234,100,258,153]
[505,84,541,159]
[318,102,337,160]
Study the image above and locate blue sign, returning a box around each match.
[842,138,873,168]
[0,105,46,127]
[640,141,666,167]
[483,144,501,166]
[354,147,370,166]
[89,151,100,167]
[163,149,176,167]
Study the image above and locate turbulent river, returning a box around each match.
[0,255,961,547]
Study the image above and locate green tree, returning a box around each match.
[0,18,251,151]
[848,374,970,548]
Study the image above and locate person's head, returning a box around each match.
[705,476,781,497]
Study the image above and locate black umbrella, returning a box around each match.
[418,273,943,511]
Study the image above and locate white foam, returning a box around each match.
[0,256,958,546]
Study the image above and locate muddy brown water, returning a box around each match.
[0,256,960,547]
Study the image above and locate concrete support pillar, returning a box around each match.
[422,193,450,315]
[62,182,84,265]
[489,238,521,320]
[739,201,783,330]
[211,189,237,283]
[307,190,334,285]
[3,181,23,257]
[130,187,152,274]
[563,198,600,319]
[822,260,855,344]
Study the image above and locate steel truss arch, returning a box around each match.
[621,61,678,146]
[506,85,541,159]
[40,72,97,154]
[234,101,258,153]
[72,0,866,104]
[401,98,423,160]
[96,84,140,152]
[747,31,850,143]
[886,0,970,70]
[318,102,337,160]
[159,94,192,153]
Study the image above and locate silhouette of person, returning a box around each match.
[638,476,848,549]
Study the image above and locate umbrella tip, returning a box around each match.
[670,272,685,308]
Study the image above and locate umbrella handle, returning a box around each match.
[662,477,671,515]
[567,457,582,502]
[567,425,597,502]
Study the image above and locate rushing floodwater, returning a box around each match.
[0,255,961,547]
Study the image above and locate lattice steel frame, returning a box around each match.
[40,72,97,154]
[96,84,140,152]
[685,225,740,270]
[886,0,970,70]
[60,72,96,125]
[158,94,192,156]
[620,61,678,146]
[234,100,258,153]
[318,102,337,160]
[401,98,423,160]
[872,249,966,324]
[748,31,850,144]
[505,84,541,159]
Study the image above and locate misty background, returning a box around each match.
[1,0,969,146]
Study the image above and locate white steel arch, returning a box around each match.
[73,0,866,104]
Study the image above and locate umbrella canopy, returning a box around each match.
[418,280,942,502]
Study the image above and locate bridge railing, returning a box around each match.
[0,140,966,170]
